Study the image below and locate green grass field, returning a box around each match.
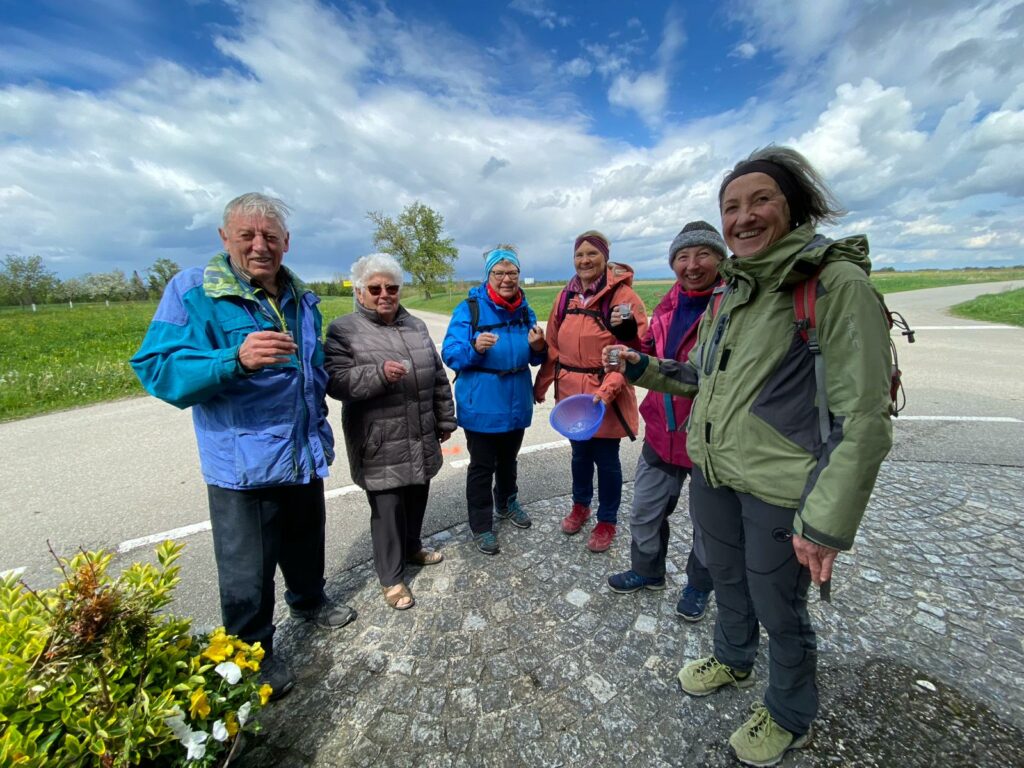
[950,287,1024,327]
[1,267,1021,421]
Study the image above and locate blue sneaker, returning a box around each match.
[475,531,500,555]
[607,569,666,593]
[676,585,711,622]
[497,495,532,529]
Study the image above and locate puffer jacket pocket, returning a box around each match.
[749,331,821,454]
[234,423,296,486]
[361,420,384,460]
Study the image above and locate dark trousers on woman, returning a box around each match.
[464,428,525,535]
[629,443,713,589]
[367,483,429,587]
[207,479,328,658]
[570,437,622,524]
[690,465,817,736]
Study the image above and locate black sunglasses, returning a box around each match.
[366,284,400,296]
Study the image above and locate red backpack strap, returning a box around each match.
[793,270,821,346]
[793,267,829,445]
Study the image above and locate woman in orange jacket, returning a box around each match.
[534,230,647,552]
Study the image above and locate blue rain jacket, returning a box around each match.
[130,253,334,489]
[441,285,545,433]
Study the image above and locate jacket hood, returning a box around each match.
[606,261,636,288]
[719,224,871,293]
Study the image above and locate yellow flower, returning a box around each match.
[258,684,273,706]
[225,712,239,738]
[234,649,259,673]
[202,636,234,663]
[189,688,211,720]
[249,641,266,662]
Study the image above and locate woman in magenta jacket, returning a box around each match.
[606,221,724,622]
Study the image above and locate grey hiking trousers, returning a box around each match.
[690,465,817,736]
[629,442,712,589]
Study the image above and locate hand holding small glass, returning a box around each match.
[473,332,499,353]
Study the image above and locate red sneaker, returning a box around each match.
[561,503,591,535]
[587,522,616,553]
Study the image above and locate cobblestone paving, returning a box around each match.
[239,461,1024,767]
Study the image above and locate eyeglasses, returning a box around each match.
[490,270,520,280]
[365,284,400,296]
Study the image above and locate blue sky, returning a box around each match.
[1,0,1022,282]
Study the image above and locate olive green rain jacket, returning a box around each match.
[633,224,893,550]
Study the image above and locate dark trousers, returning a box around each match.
[464,428,525,535]
[690,466,817,735]
[367,483,429,587]
[570,437,622,524]
[207,480,327,658]
[628,446,712,590]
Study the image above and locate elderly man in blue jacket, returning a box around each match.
[131,192,356,701]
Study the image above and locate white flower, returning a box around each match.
[164,708,191,741]
[183,729,208,761]
[212,719,229,742]
[215,661,242,684]
[237,701,252,727]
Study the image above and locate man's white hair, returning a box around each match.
[223,193,291,231]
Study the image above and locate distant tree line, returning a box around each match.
[0,255,185,307]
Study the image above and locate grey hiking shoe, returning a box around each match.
[259,654,295,701]
[729,703,812,766]
[289,599,357,629]
[677,655,755,697]
[475,530,500,554]
[497,495,532,528]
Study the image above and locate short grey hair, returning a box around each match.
[720,145,846,228]
[351,253,404,290]
[223,193,291,231]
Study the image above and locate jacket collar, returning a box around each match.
[718,224,869,293]
[203,252,310,301]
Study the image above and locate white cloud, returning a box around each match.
[560,57,593,78]
[509,0,571,30]
[0,0,1022,281]
[730,42,757,59]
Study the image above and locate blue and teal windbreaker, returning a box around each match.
[130,253,334,489]
[441,285,544,433]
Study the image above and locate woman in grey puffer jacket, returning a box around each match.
[325,253,456,611]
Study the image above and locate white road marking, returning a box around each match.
[904,325,1017,330]
[324,484,364,500]
[450,439,569,468]
[117,521,212,553]
[112,414,1016,556]
[897,416,1022,423]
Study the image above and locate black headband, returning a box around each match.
[720,159,809,228]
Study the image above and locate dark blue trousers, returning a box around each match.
[570,437,622,524]
[207,480,327,657]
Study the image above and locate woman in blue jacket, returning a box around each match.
[442,246,547,555]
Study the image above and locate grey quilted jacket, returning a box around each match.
[325,303,456,491]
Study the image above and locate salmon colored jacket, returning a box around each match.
[533,262,648,440]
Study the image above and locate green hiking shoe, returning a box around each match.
[677,655,755,697]
[729,703,812,767]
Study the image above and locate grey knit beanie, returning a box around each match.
[668,220,727,265]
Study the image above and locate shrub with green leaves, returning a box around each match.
[0,541,270,767]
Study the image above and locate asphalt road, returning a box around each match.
[1,280,1020,629]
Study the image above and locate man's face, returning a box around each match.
[219,212,290,285]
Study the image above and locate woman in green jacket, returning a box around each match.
[608,146,893,767]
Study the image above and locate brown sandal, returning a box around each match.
[383,583,414,610]
[406,548,444,566]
